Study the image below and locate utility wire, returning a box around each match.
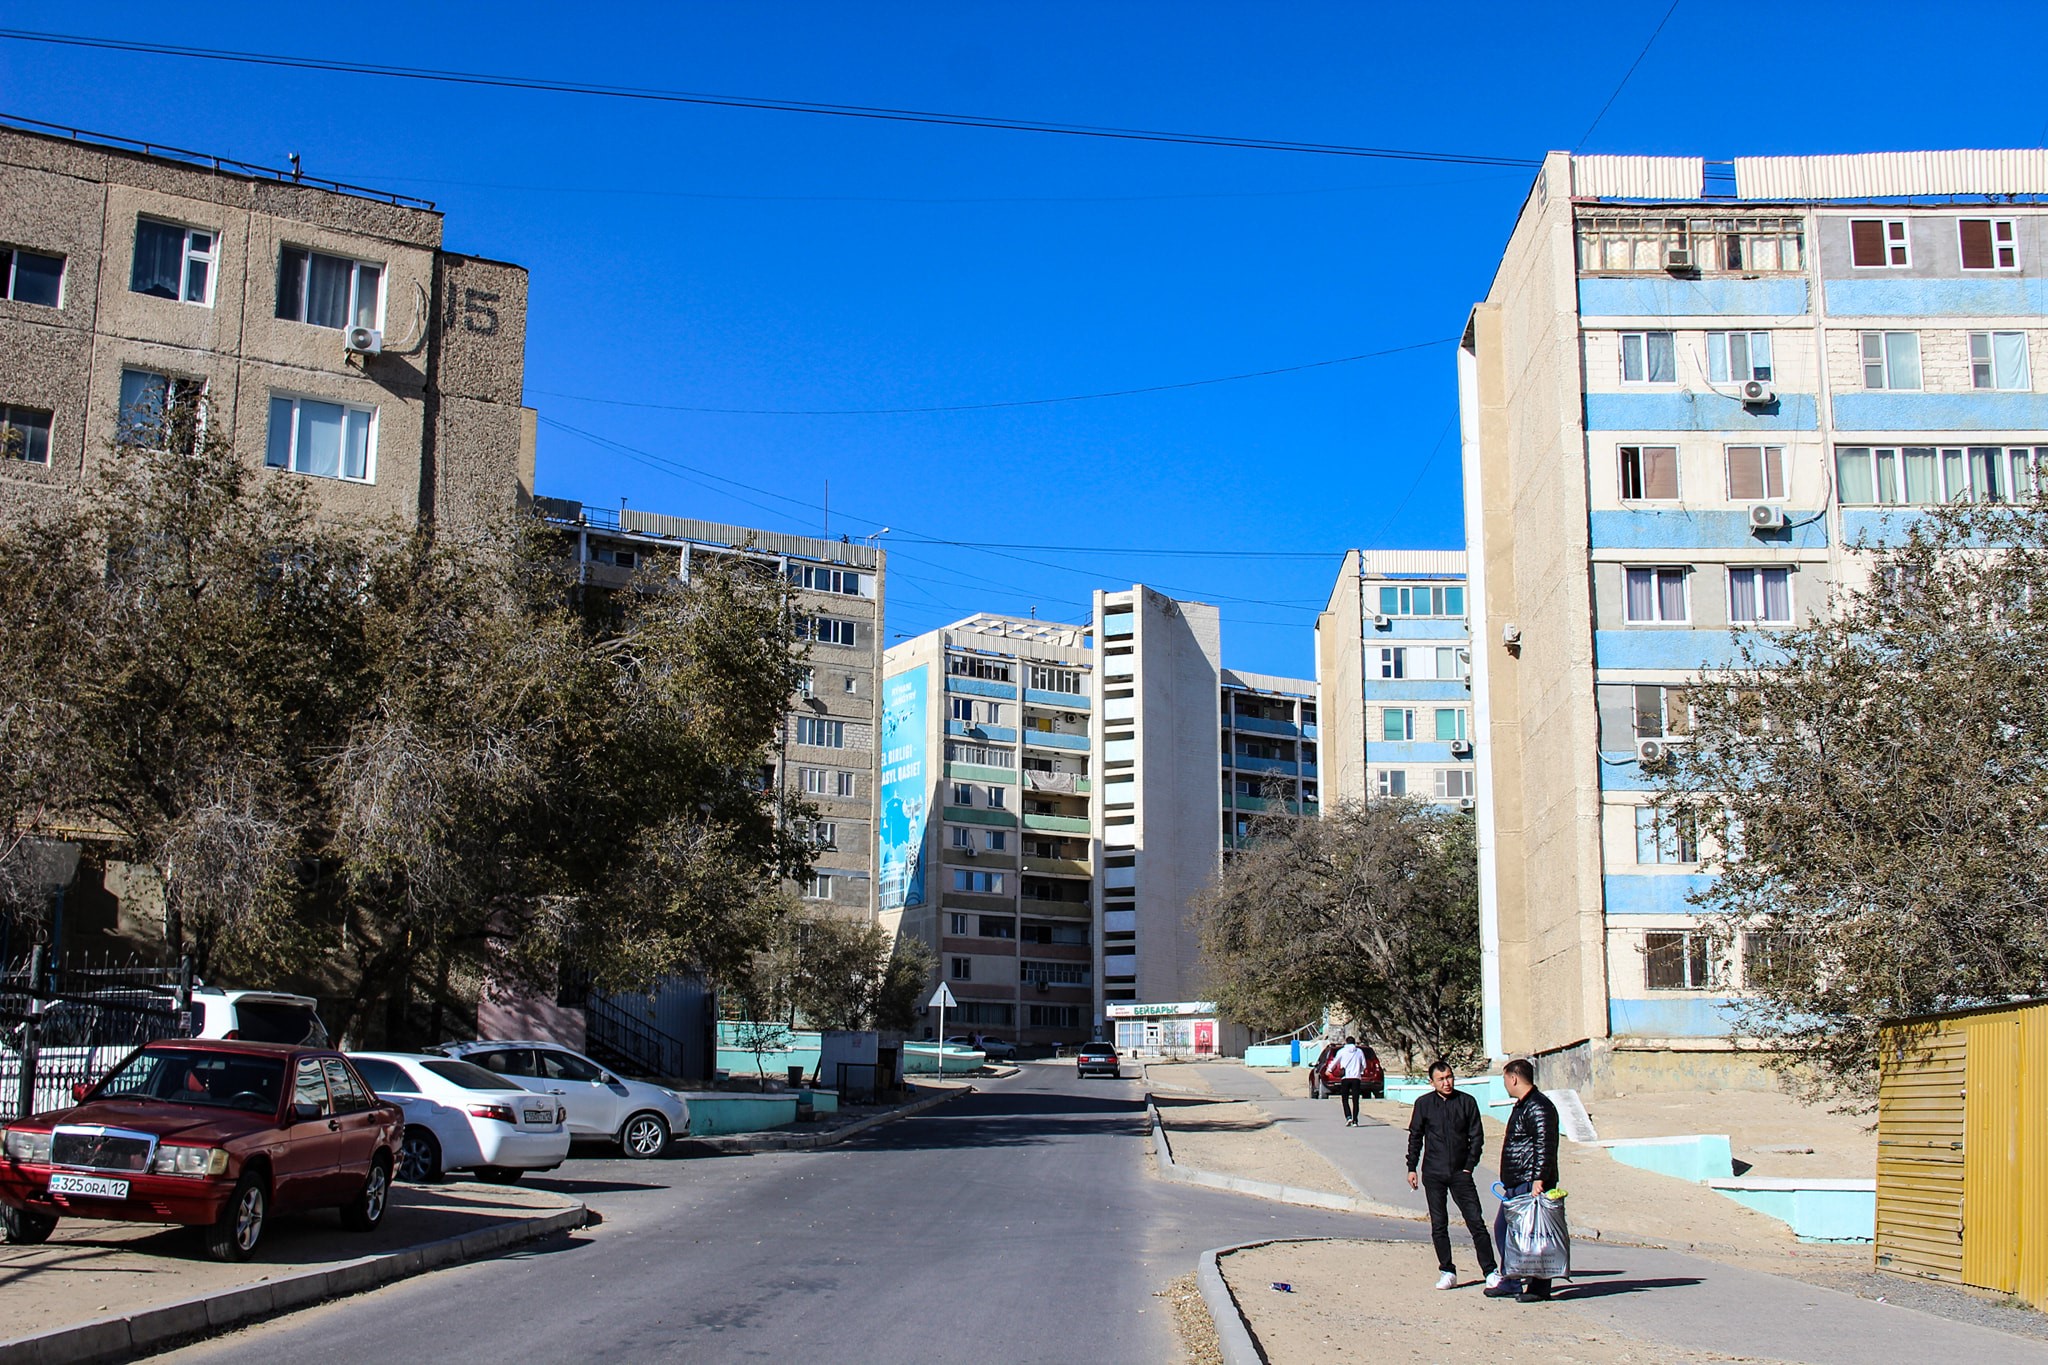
[0,30,1542,169]
[1575,0,1681,151]
[530,337,1454,416]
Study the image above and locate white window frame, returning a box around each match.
[1618,445,1681,502]
[1376,647,1404,680]
[264,392,375,483]
[1725,445,1787,502]
[802,616,857,647]
[1861,331,1922,391]
[1958,218,2019,272]
[952,782,973,806]
[1706,331,1774,384]
[1381,708,1414,742]
[803,873,832,901]
[0,404,52,464]
[1849,218,1910,269]
[1373,768,1407,799]
[276,245,384,330]
[1623,566,1691,625]
[1634,805,1699,865]
[950,826,972,848]
[133,217,217,306]
[801,767,830,796]
[1433,768,1475,800]
[986,786,1006,809]
[834,771,856,798]
[810,821,837,850]
[1969,331,2031,392]
[948,912,969,935]
[119,369,208,454]
[1433,707,1467,743]
[1619,330,1678,385]
[2,247,64,307]
[1727,566,1794,625]
[796,717,845,748]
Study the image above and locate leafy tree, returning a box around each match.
[1658,495,2048,1105]
[1194,800,1481,1072]
[729,897,937,1039]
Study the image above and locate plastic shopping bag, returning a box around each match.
[1502,1190,1572,1280]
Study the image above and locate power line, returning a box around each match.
[530,337,1454,416]
[1575,0,1681,152]
[0,30,1543,169]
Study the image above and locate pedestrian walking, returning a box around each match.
[1309,1038,1340,1100]
[1485,1058,1561,1303]
[1405,1060,1500,1291]
[1333,1037,1369,1125]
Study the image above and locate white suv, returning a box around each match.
[188,988,327,1046]
[432,1041,690,1158]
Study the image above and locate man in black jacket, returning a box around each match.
[1405,1060,1498,1290]
[1487,1057,1562,1302]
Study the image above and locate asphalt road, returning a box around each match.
[160,1061,1417,1364]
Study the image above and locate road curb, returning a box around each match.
[0,1199,590,1365]
[1147,1093,1424,1222]
[685,1084,970,1155]
[1198,1238,1333,1365]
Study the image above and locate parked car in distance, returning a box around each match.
[429,1041,690,1158]
[0,1039,401,1261]
[946,1034,1017,1060]
[3,989,182,1117]
[187,988,328,1046]
[1075,1042,1121,1079]
[348,1053,570,1185]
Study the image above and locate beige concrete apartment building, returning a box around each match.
[0,117,532,527]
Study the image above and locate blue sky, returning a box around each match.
[7,3,2046,675]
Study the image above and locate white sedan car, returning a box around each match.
[348,1052,571,1184]
[432,1040,691,1158]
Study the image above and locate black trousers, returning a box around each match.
[1423,1170,1497,1275]
[1337,1078,1362,1120]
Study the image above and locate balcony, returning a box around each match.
[1024,688,1091,711]
[1022,812,1090,834]
[1023,729,1089,752]
[1022,855,1091,878]
[1226,753,1299,775]
[1024,769,1090,795]
[1227,713,1300,738]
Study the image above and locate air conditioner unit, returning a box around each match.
[1458,797,1476,812]
[1664,246,1694,272]
[1636,737,1675,767]
[344,326,383,356]
[963,846,979,857]
[1502,623,1523,647]
[1748,503,1788,532]
[1449,739,1473,757]
[1371,613,1391,630]
[1035,980,1051,994]
[1739,378,1776,406]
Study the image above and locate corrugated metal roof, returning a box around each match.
[1355,549,1467,578]
[1570,155,1704,200]
[1736,151,2048,200]
[1220,668,1315,696]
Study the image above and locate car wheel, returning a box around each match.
[473,1167,526,1185]
[202,1172,267,1262]
[619,1111,671,1158]
[398,1127,443,1184]
[340,1155,392,1232]
[1,1204,56,1245]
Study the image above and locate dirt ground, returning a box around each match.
[1160,1271,1223,1365]
[1224,1240,1786,1365]
[0,1182,579,1342]
[1155,1097,1355,1198]
[1584,1088,1875,1179]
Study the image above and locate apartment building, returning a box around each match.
[1460,149,2048,1090]
[881,614,1097,1048]
[0,117,533,527]
[1219,668,1318,854]
[1315,550,1475,811]
[536,499,887,922]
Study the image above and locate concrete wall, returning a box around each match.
[1314,550,1369,806]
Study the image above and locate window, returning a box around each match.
[947,655,1011,682]
[951,826,973,848]
[844,675,858,694]
[1634,805,1699,865]
[1618,445,1679,501]
[810,821,837,850]
[1836,446,2048,506]
[1619,331,1677,384]
[1743,931,1811,990]
[276,246,381,329]
[801,767,831,795]
[1861,331,1921,390]
[951,869,1004,894]
[1970,332,2031,391]
[835,771,856,798]
[796,669,815,698]
[951,782,974,806]
[1021,960,1090,986]
[1028,665,1084,693]
[1958,218,2018,271]
[950,697,975,722]
[1022,921,1088,946]
[292,1058,333,1118]
[796,717,845,748]
[1377,584,1465,617]
[955,1003,1014,1026]
[1644,930,1722,990]
[1728,567,1793,624]
[803,874,832,900]
[1596,683,1689,750]
[262,393,373,481]
[1,248,62,307]
[1576,215,1804,273]
[1706,331,1774,384]
[1437,646,1470,680]
[979,916,1016,939]
[986,786,1005,809]
[1725,445,1787,501]
[1029,1005,1082,1029]
[800,616,856,646]
[131,218,215,304]
[1381,709,1414,742]
[1623,567,1689,624]
[119,370,207,454]
[787,564,865,595]
[1434,708,1467,742]
[1849,218,1909,268]
[1435,768,1475,800]
[945,741,1014,769]
[948,913,969,935]
[1373,769,1407,798]
[0,406,51,464]
[986,831,1007,852]
[1377,647,1404,680]
[949,957,972,981]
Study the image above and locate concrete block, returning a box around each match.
[0,1315,131,1365]
[267,1270,334,1313]
[203,1282,275,1328]
[1602,1134,1735,1183]
[125,1296,212,1352]
[322,1254,395,1297]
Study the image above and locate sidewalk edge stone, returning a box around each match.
[1148,1093,1425,1223]
[687,1084,970,1155]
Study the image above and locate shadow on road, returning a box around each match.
[1555,1275,1703,1299]
[842,1086,1148,1151]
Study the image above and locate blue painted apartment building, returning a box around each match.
[1460,150,2048,1090]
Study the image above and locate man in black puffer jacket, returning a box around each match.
[1487,1057,1561,1302]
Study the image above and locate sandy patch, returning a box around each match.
[1224,1240,1789,1365]
[1145,1061,1216,1096]
[1584,1088,1875,1179]
[1155,1098,1354,1198]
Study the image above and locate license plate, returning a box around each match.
[522,1108,552,1125]
[50,1173,130,1200]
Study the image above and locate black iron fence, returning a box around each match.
[0,948,188,1120]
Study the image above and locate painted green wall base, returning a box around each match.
[1601,1134,1735,1184]
[1707,1178,1876,1242]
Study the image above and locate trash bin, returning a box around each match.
[787,1064,804,1088]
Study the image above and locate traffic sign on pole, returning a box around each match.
[928,982,956,1069]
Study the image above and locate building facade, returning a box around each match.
[881,614,1097,1048]
[0,118,532,528]
[1316,550,1474,812]
[1219,668,1318,854]
[537,499,887,923]
[1459,149,2048,1089]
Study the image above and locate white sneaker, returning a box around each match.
[1484,1271,1504,1291]
[1435,1271,1458,1291]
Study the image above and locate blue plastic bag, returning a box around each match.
[1502,1190,1571,1279]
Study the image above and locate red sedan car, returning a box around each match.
[0,1039,402,1261]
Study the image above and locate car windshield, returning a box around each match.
[423,1059,528,1092]
[231,1000,327,1045]
[95,1047,287,1112]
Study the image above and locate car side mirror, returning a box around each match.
[602,1073,621,1087]
[72,1082,93,1102]
[292,1102,322,1122]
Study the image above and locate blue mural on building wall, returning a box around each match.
[877,666,929,911]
